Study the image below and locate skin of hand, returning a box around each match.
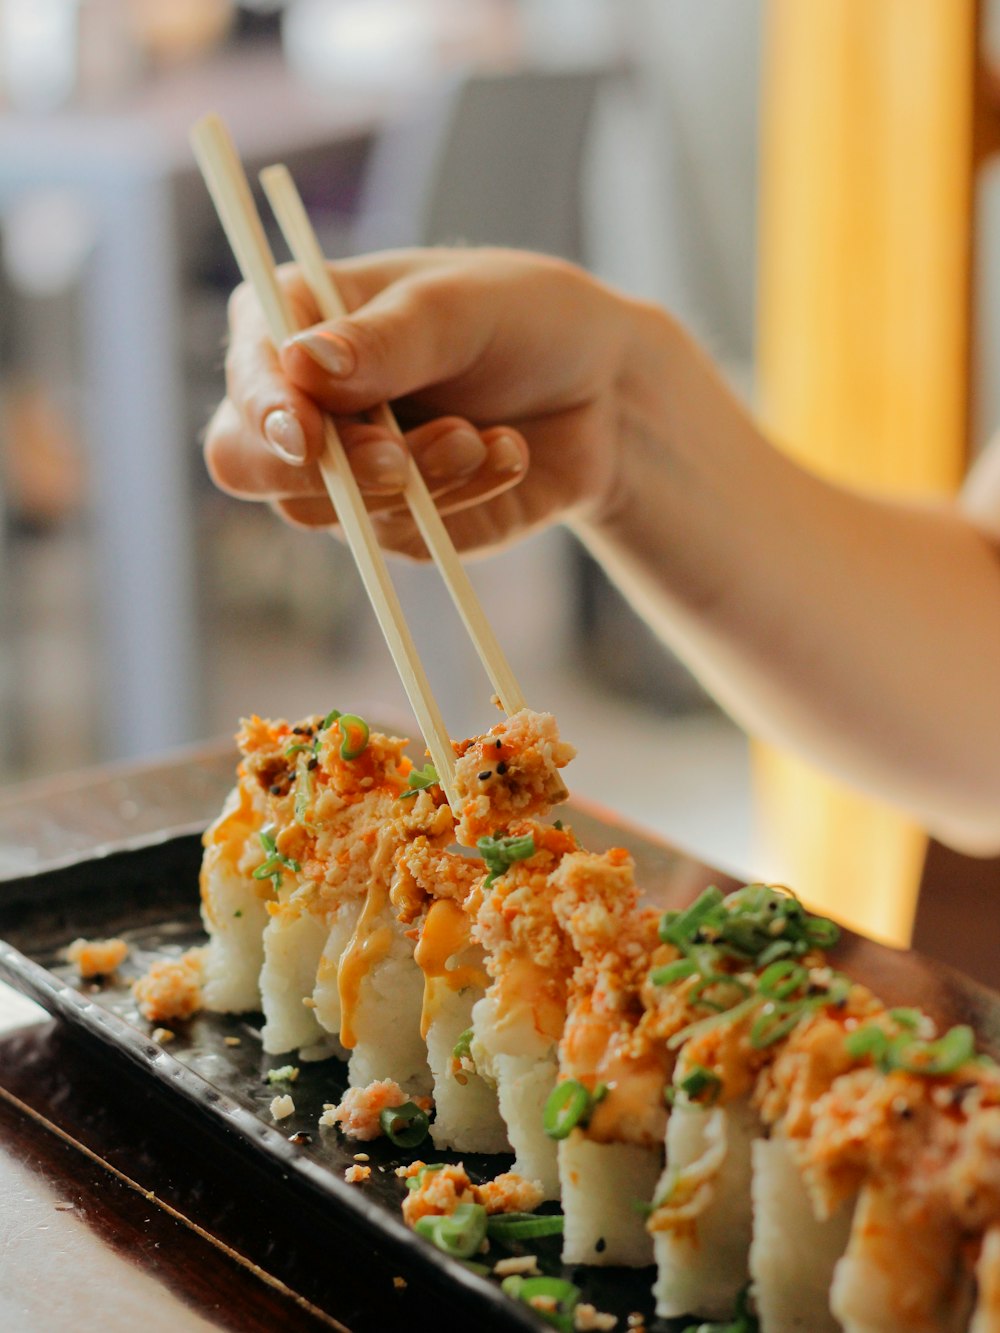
[205,246,1000,855]
[205,248,638,558]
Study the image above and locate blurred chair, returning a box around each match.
[325,66,605,259]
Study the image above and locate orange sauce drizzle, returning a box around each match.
[337,879,393,1049]
[413,900,488,1039]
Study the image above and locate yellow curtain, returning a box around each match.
[755,0,977,945]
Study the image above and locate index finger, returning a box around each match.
[225,273,327,463]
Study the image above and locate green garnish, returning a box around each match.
[542,1079,606,1140]
[653,885,846,1053]
[414,1202,487,1259]
[293,756,314,828]
[667,1064,722,1107]
[337,713,369,761]
[452,1027,474,1062]
[265,1065,299,1084]
[501,1276,581,1333]
[485,1211,564,1241]
[478,833,536,888]
[252,827,301,888]
[319,708,342,731]
[233,909,243,918]
[651,958,699,987]
[379,1101,430,1148]
[400,763,439,800]
[846,1017,976,1077]
[405,1163,445,1191]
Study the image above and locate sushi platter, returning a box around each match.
[3,736,1000,1331]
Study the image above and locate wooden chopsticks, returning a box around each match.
[191,113,460,809]
[257,164,527,718]
[191,113,538,812]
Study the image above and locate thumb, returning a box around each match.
[278,278,489,414]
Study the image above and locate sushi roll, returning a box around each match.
[471,821,582,1197]
[200,779,269,1013]
[550,849,667,1266]
[650,1096,758,1319]
[191,712,1000,1333]
[749,1135,854,1333]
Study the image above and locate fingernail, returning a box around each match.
[290,330,355,378]
[350,437,410,491]
[420,428,486,480]
[263,409,307,464]
[489,434,524,474]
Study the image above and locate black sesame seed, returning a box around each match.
[495,739,502,749]
[496,761,508,776]
[292,726,306,735]
[595,1237,606,1253]
[478,770,492,782]
[307,758,319,772]
[269,784,282,795]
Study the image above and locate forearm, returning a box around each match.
[573,307,1000,853]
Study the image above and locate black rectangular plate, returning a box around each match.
[3,751,1000,1331]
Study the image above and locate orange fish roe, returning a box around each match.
[133,948,204,1022]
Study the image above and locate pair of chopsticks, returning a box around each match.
[190,114,537,812]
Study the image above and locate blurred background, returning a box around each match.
[0,0,759,874]
[2,0,998,959]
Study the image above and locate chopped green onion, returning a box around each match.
[405,1163,445,1191]
[757,961,809,1000]
[651,958,699,987]
[319,708,342,731]
[478,833,536,888]
[452,1027,474,1061]
[805,917,841,948]
[553,819,563,831]
[690,973,752,1013]
[667,1064,722,1107]
[284,742,312,758]
[845,1025,890,1062]
[486,1211,565,1241]
[379,1101,430,1148]
[399,762,439,799]
[293,758,314,828]
[845,1018,976,1077]
[750,1002,806,1049]
[501,1275,581,1332]
[252,826,300,888]
[890,1007,923,1031]
[337,714,369,761]
[660,887,725,949]
[755,939,794,967]
[668,995,762,1051]
[414,1202,487,1259]
[543,1079,596,1139]
[895,1024,976,1077]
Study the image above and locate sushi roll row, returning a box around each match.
[195,707,1000,1331]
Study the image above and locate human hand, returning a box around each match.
[204,248,650,558]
